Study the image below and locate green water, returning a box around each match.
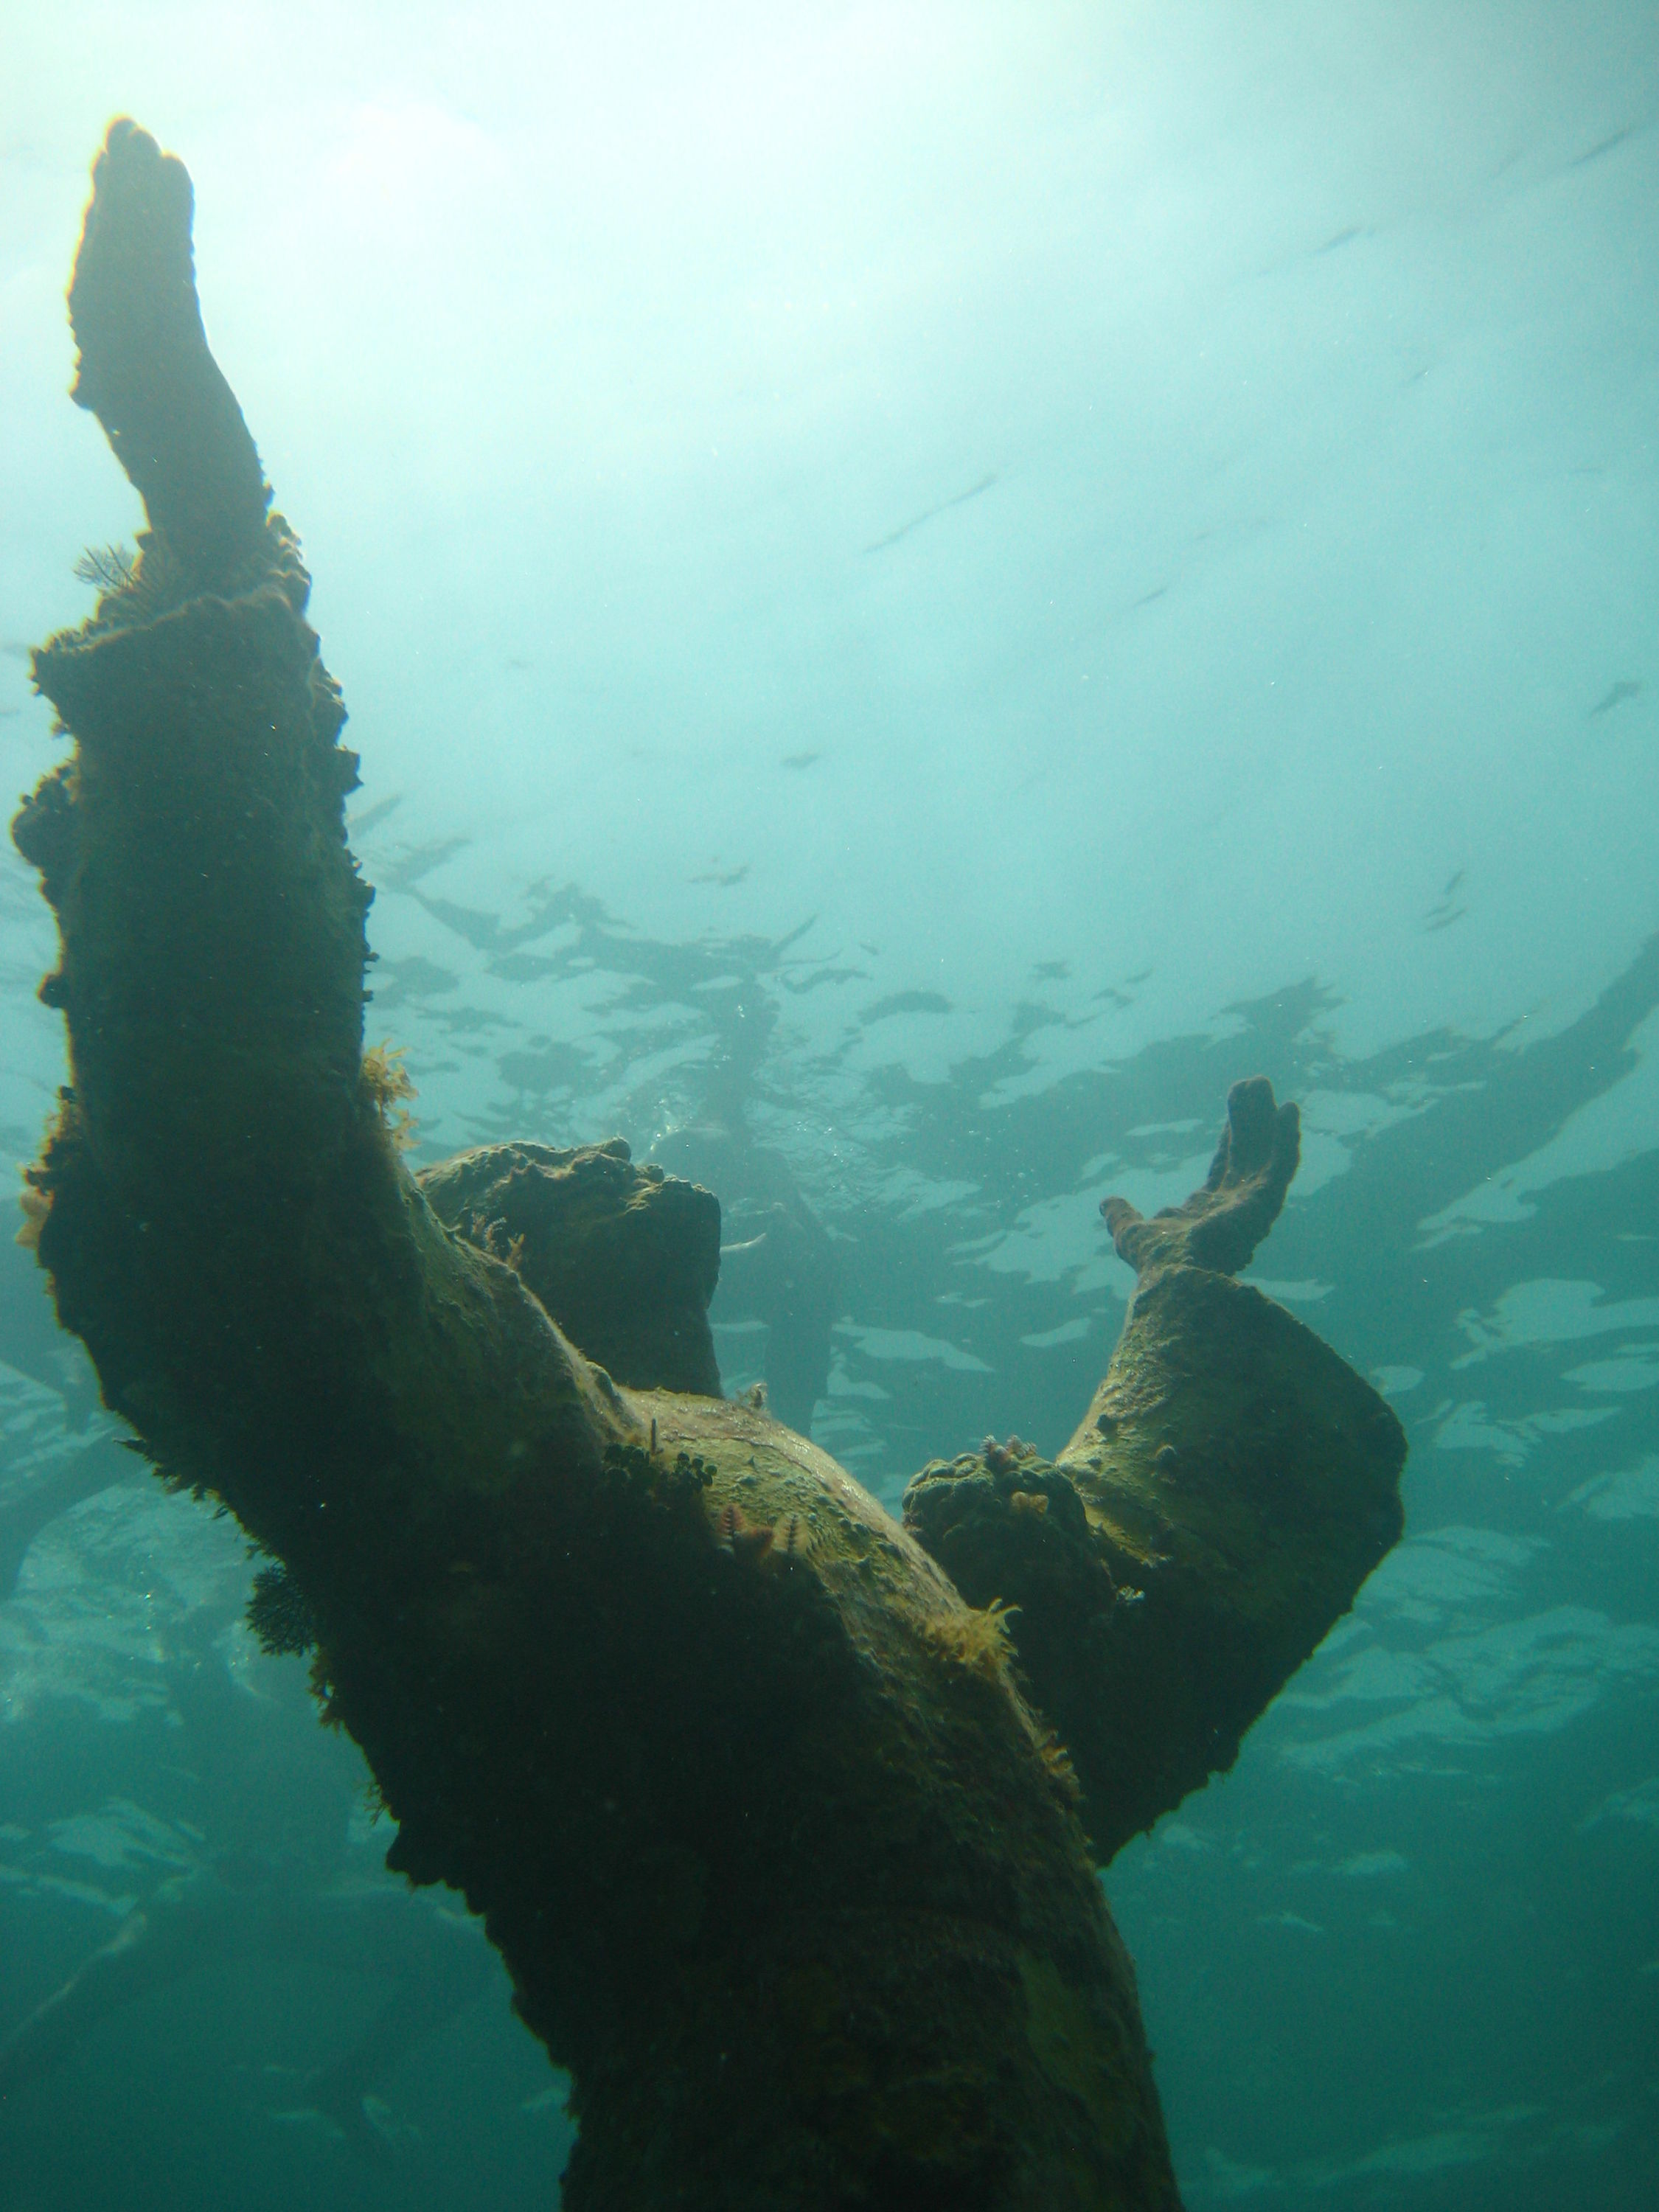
[2,7,1656,2205]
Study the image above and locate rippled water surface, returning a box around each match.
[2,6,1657,2205]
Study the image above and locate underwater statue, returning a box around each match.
[13,120,1406,2209]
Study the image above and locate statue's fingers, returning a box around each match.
[1248,1094,1301,1221]
[1267,1095,1301,1194]
[1219,1076,1284,1182]
[69,119,270,582]
[1100,1195,1156,1272]
[1200,1118,1233,1194]
[1186,1098,1301,1274]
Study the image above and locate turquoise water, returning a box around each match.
[1,7,1656,2205]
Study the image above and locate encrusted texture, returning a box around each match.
[65,116,272,583]
[905,1085,1406,1862]
[8,119,1206,2209]
[420,1136,723,1396]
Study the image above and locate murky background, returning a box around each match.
[3,6,1657,2205]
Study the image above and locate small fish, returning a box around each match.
[1589,679,1641,719]
[1571,122,1641,170]
[863,472,997,555]
[1422,869,1467,931]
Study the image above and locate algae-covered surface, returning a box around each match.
[2,14,1658,2212]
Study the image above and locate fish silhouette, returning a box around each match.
[1589,679,1641,719]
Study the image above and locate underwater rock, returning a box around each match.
[10,121,1406,2211]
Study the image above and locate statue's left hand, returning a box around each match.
[1101,1074,1300,1279]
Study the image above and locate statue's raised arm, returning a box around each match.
[905,1079,1405,1861]
[12,122,1405,2212]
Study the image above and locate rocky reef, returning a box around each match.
[11,120,1405,2211]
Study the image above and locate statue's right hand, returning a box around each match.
[1102,1076,1301,1280]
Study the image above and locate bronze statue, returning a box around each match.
[12,120,1405,2208]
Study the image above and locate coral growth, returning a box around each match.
[925,1595,1020,1682]
[246,1562,317,1657]
[360,1039,418,1150]
[72,541,136,591]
